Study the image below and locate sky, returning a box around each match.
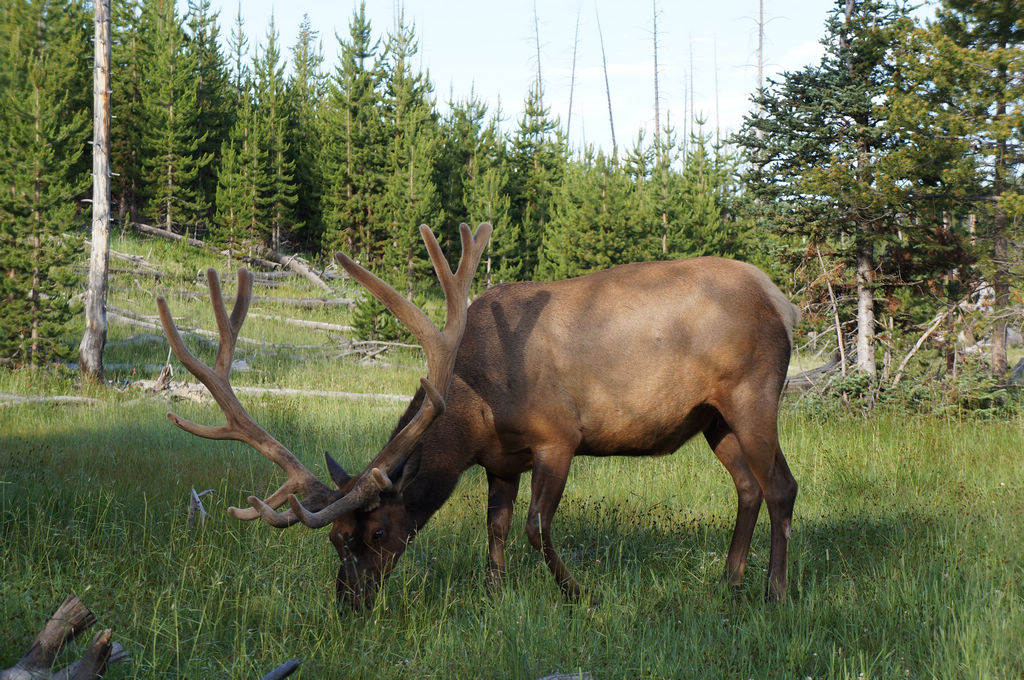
[182,1,864,153]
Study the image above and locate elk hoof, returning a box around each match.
[485,570,505,596]
[563,584,599,607]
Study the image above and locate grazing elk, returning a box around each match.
[157,223,801,608]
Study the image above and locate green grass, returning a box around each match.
[2,232,1022,678]
[2,398,1022,679]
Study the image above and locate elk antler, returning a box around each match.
[157,269,342,527]
[287,222,492,527]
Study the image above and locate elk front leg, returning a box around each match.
[705,418,763,588]
[524,446,584,601]
[485,472,520,592]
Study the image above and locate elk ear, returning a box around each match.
[394,453,421,495]
[324,453,352,489]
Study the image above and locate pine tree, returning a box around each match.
[930,0,1024,375]
[227,3,250,103]
[507,82,568,280]
[538,149,650,280]
[212,136,244,261]
[185,0,233,223]
[510,83,568,276]
[377,15,441,295]
[873,11,980,371]
[110,0,145,222]
[320,2,387,263]
[735,0,913,377]
[253,16,298,251]
[138,0,213,232]
[215,84,271,254]
[438,96,512,286]
[287,14,327,249]
[671,123,749,260]
[0,0,89,367]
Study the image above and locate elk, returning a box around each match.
[156,223,801,608]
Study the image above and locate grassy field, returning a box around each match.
[2,232,1022,678]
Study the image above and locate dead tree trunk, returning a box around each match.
[79,0,112,385]
[652,0,661,143]
[595,8,617,159]
[566,9,581,134]
[0,595,128,680]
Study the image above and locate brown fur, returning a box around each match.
[332,257,800,606]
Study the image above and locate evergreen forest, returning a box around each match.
[1,0,1023,407]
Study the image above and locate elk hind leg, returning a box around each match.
[486,471,520,592]
[730,416,797,602]
[704,415,763,588]
[524,446,584,601]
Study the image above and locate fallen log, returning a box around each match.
[85,240,162,273]
[0,393,100,407]
[73,265,165,278]
[0,595,129,680]
[195,270,284,288]
[131,221,210,250]
[247,312,354,333]
[253,246,331,292]
[784,350,849,395]
[108,307,261,346]
[136,379,408,403]
[129,221,331,290]
[169,290,355,308]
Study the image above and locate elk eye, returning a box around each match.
[371,527,385,543]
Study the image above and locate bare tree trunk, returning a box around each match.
[595,8,617,159]
[855,233,876,376]
[567,9,580,135]
[80,0,112,385]
[817,246,847,377]
[652,0,661,143]
[755,0,765,142]
[532,0,543,90]
[757,0,765,98]
[991,220,1009,375]
[990,81,1010,376]
[843,0,876,379]
[0,595,128,680]
[713,34,720,143]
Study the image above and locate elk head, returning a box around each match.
[157,223,492,609]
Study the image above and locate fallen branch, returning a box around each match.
[253,246,331,292]
[131,221,210,250]
[0,595,129,680]
[110,314,338,354]
[816,247,847,377]
[86,240,162,273]
[783,348,853,395]
[109,307,261,346]
[247,312,354,333]
[136,379,407,403]
[260,659,303,680]
[0,393,100,407]
[169,290,355,308]
[890,308,951,388]
[195,270,284,288]
[110,250,159,272]
[188,488,215,530]
[73,265,166,278]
